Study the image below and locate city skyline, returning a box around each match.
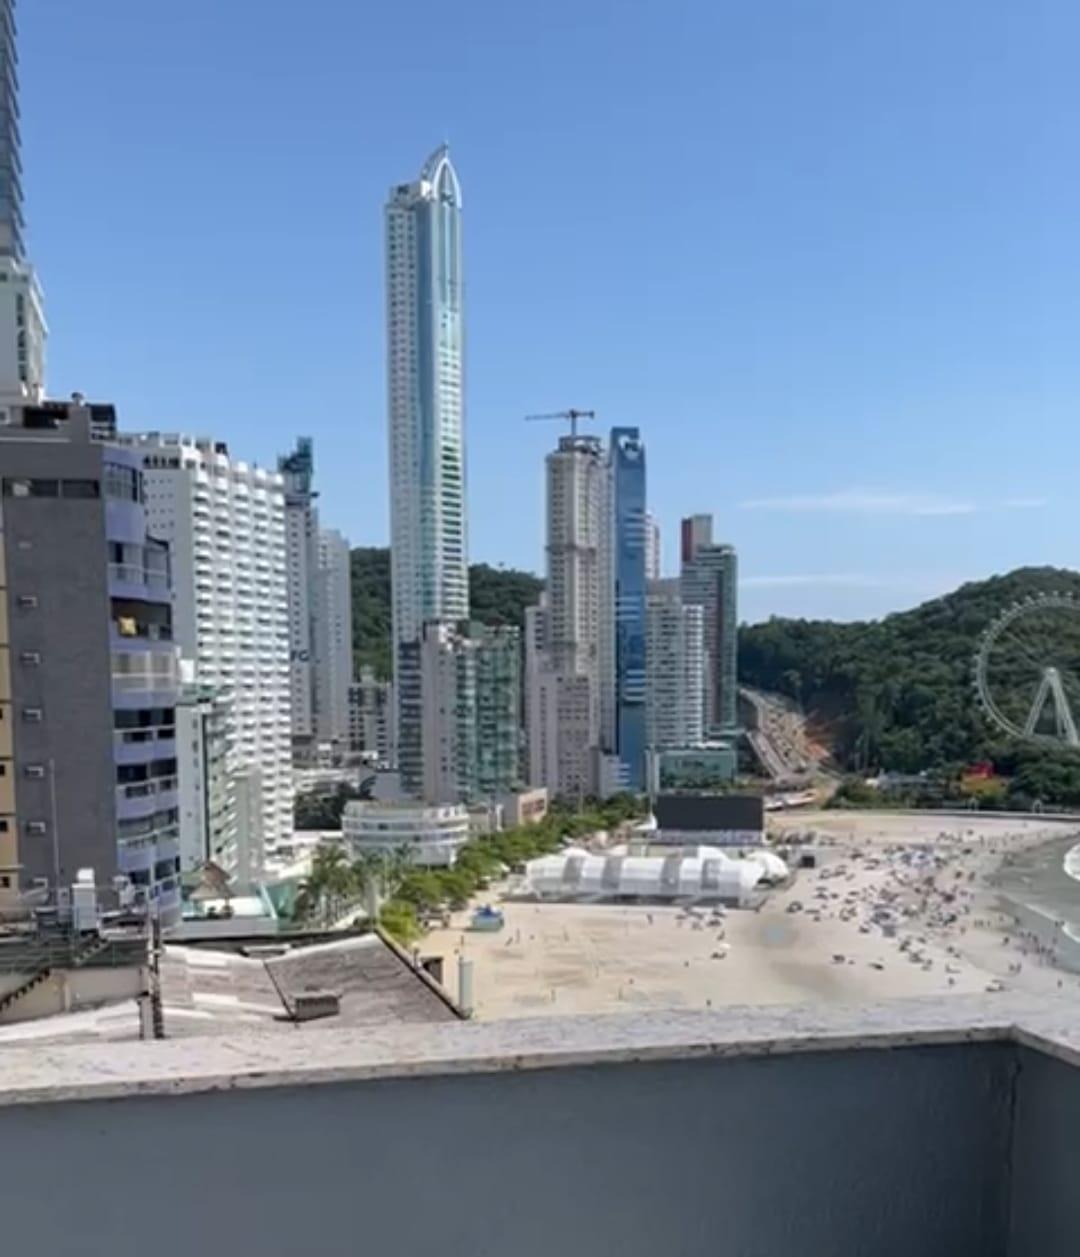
[19,1,1080,624]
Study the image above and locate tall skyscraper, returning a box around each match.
[604,427,648,790]
[646,583,705,750]
[0,401,181,919]
[526,434,607,799]
[680,515,739,736]
[0,0,46,405]
[313,527,353,747]
[546,435,604,683]
[386,146,468,794]
[122,433,293,879]
[278,438,317,756]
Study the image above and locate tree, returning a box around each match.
[350,546,543,680]
[738,565,1080,799]
[294,844,359,926]
[294,783,359,831]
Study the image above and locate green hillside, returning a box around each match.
[738,566,1080,778]
[351,548,542,678]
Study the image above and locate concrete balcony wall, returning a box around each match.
[0,997,1076,1257]
[1009,1046,1080,1257]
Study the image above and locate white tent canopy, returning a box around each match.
[523,847,776,906]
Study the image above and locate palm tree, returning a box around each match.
[295,844,356,926]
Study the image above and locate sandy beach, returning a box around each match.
[423,810,1080,1020]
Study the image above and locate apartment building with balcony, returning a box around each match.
[646,581,705,750]
[0,400,180,918]
[119,433,292,879]
[348,667,393,764]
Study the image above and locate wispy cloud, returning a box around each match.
[1003,496,1048,509]
[738,488,976,517]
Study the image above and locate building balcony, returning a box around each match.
[113,728,176,765]
[0,995,1077,1255]
[115,778,178,820]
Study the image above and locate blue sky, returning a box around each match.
[21,0,1079,623]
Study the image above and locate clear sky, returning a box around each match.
[21,0,1078,623]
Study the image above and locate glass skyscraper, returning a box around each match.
[608,427,648,789]
[386,147,468,792]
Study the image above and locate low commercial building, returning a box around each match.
[342,800,470,867]
[653,794,765,847]
[498,787,549,828]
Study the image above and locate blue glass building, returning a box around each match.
[609,427,648,790]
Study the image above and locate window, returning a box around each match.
[1,478,60,497]
[23,765,45,779]
[22,707,42,722]
[16,594,37,609]
[104,464,140,502]
[25,821,46,836]
[61,479,100,499]
[18,651,40,665]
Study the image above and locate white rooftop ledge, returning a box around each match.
[1,993,1077,1109]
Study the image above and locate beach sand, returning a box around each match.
[422,810,1080,1020]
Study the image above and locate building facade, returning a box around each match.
[680,516,739,736]
[342,799,470,867]
[121,433,293,876]
[545,435,604,682]
[646,584,704,750]
[474,625,521,798]
[386,146,468,794]
[348,668,393,763]
[419,622,476,806]
[645,512,661,581]
[680,513,713,565]
[526,435,608,800]
[416,620,520,804]
[313,528,353,748]
[0,401,181,918]
[176,675,237,873]
[278,438,317,756]
[0,0,45,407]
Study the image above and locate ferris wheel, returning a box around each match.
[974,593,1080,746]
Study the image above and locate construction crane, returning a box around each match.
[524,408,596,439]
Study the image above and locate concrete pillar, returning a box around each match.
[458,956,474,1017]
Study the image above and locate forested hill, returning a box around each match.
[351,547,542,678]
[738,567,1080,775]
